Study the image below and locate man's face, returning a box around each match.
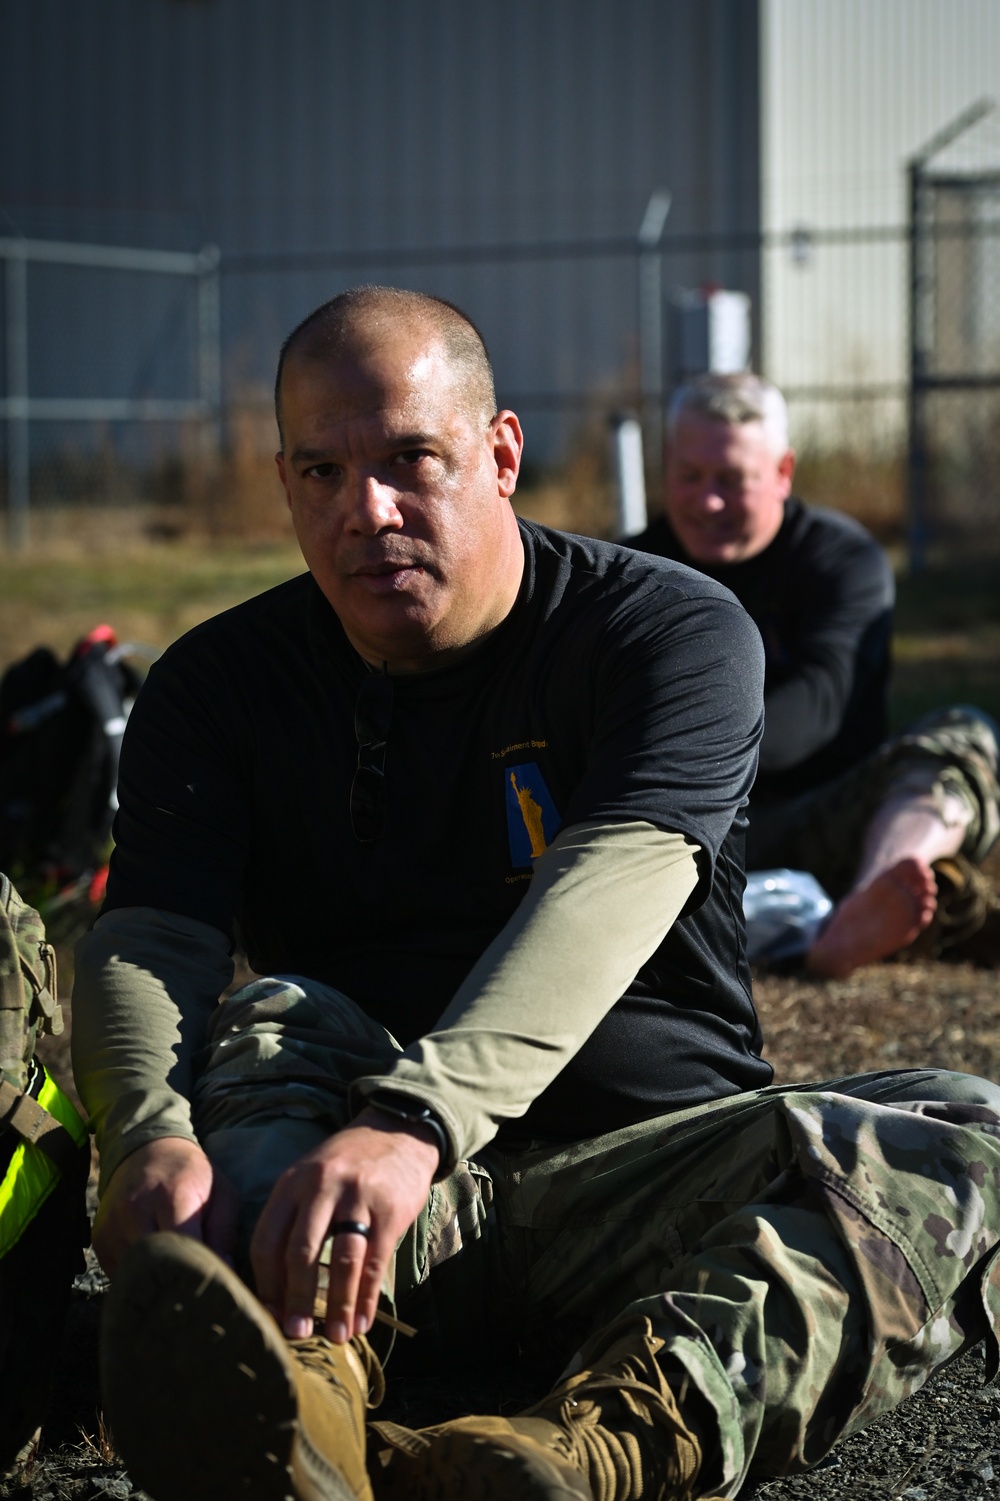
[275,327,524,671]
[663,411,794,565]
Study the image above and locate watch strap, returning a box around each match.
[365,1089,451,1170]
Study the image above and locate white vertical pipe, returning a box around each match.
[611,414,647,538]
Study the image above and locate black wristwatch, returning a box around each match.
[365,1089,451,1170]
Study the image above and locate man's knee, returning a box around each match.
[838,1066,1000,1117]
[882,706,1000,862]
[907,704,999,772]
[907,1068,1000,1118]
[192,975,402,1143]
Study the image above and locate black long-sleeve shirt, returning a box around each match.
[627,499,895,801]
[97,522,770,1151]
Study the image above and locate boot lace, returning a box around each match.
[527,1338,727,1501]
[290,1333,386,1410]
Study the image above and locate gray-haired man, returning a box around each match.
[628,371,999,978]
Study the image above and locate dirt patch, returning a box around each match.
[755,956,1000,1087]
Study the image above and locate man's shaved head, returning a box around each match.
[274,286,497,446]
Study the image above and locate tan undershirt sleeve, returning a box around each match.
[72,822,700,1189]
[71,908,234,1191]
[351,819,701,1164]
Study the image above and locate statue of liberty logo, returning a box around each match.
[509,771,548,859]
[505,762,560,866]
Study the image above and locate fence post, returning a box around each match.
[197,244,222,461]
[906,159,929,575]
[905,97,994,573]
[5,243,30,551]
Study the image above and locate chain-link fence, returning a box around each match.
[2,212,999,560]
[909,170,1000,566]
[0,237,220,548]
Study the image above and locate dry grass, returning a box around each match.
[755,844,1000,1089]
[75,1414,117,1466]
[0,533,305,667]
[757,956,1000,1086]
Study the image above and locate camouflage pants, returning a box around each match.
[747,705,1000,898]
[193,976,1000,1495]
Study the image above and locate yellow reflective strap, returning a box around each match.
[0,1067,88,1258]
[37,1068,88,1148]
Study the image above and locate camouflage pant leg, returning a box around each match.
[492,1069,1000,1495]
[189,975,495,1351]
[748,705,1000,897]
[186,982,1000,1492]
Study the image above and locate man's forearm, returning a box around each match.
[351,819,701,1162]
[72,907,234,1190]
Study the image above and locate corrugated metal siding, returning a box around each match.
[2,0,762,459]
[762,0,1000,432]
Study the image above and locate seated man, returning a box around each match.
[627,371,999,978]
[73,288,1000,1501]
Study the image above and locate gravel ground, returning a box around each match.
[4,921,1000,1500]
[5,1249,998,1501]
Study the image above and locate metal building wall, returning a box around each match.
[762,0,1000,447]
[1,0,761,466]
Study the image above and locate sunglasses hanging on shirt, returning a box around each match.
[350,666,392,843]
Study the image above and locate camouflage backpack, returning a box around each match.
[1,871,64,1095]
[0,872,90,1473]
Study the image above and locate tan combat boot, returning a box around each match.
[915,854,1000,965]
[101,1231,384,1501]
[371,1313,725,1501]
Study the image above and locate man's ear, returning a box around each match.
[777,448,796,497]
[492,411,524,499]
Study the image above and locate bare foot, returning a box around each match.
[806,857,939,980]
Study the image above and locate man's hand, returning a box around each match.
[250,1108,439,1345]
[92,1136,239,1278]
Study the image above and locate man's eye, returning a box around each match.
[304,462,337,479]
[394,449,430,466]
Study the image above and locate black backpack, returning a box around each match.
[0,626,147,936]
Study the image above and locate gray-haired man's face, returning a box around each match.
[663,412,794,565]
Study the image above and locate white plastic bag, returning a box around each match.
[743,868,833,964]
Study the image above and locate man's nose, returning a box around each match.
[697,484,727,514]
[347,474,404,533]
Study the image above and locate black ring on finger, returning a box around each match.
[330,1219,371,1240]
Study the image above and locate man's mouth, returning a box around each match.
[691,513,736,533]
[692,519,740,543]
[351,557,427,589]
